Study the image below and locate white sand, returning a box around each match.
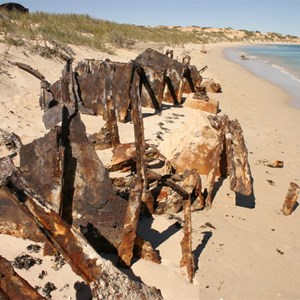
[1,40,300,299]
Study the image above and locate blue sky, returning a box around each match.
[9,0,300,37]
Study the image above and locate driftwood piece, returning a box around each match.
[0,158,162,299]
[281,182,300,216]
[0,255,45,300]
[225,119,252,196]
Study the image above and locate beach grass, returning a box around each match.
[1,11,299,58]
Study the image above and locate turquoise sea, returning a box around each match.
[224,44,300,109]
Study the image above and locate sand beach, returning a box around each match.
[1,40,300,299]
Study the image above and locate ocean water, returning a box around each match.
[224,44,300,109]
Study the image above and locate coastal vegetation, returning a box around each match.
[1,11,299,58]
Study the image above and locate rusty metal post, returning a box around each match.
[225,119,252,196]
[117,66,148,267]
[118,178,143,267]
[282,182,300,216]
[206,115,229,207]
[180,196,195,283]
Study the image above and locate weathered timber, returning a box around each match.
[205,115,229,207]
[0,255,45,300]
[281,182,300,216]
[1,166,162,299]
[225,119,252,196]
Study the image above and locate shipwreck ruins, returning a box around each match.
[0,48,255,298]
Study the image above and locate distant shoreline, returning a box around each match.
[223,43,300,110]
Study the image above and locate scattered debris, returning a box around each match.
[12,254,42,270]
[240,54,249,60]
[42,282,57,298]
[276,248,284,255]
[267,179,275,186]
[256,159,284,168]
[51,253,66,271]
[27,244,42,253]
[38,270,48,280]
[204,222,216,230]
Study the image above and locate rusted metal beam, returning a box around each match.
[118,178,143,267]
[0,255,45,300]
[117,65,151,267]
[180,197,195,284]
[225,119,252,196]
[15,62,46,81]
[205,115,229,207]
[281,182,300,216]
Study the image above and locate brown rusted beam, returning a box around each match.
[180,197,195,284]
[281,182,300,216]
[118,178,143,267]
[225,119,252,196]
[15,62,46,82]
[0,255,45,300]
[160,174,195,282]
[205,115,229,207]
[117,65,154,267]
[130,65,154,213]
